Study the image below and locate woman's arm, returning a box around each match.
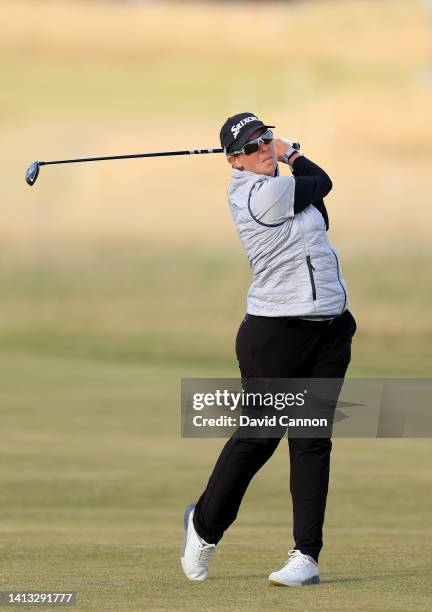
[248,138,333,227]
[249,156,332,227]
[292,156,333,212]
[290,156,332,212]
[275,138,333,213]
[291,155,331,228]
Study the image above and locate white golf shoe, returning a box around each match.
[180,503,216,581]
[269,549,320,586]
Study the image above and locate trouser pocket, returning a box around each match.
[346,310,357,337]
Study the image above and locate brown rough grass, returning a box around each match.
[1,0,431,252]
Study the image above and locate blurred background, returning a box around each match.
[1,0,431,609]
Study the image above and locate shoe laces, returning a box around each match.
[196,543,216,565]
[284,549,310,571]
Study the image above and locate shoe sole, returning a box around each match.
[180,556,206,582]
[269,575,320,587]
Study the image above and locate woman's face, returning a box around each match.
[228,128,278,176]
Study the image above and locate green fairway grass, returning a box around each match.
[1,349,431,610]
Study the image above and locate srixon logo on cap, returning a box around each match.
[231,115,258,140]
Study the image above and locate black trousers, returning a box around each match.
[193,309,357,563]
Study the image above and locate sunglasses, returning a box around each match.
[230,129,274,156]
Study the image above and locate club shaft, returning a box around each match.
[39,149,224,166]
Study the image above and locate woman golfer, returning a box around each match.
[181,112,356,586]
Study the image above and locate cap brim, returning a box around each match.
[229,124,275,153]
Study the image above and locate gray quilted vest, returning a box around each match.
[228,167,349,317]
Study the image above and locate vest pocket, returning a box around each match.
[306,255,317,301]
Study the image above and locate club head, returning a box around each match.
[25,161,40,186]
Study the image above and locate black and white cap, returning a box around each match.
[219,112,275,155]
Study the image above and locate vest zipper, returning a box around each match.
[306,255,317,301]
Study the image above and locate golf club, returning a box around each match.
[25,148,224,187]
[25,143,300,187]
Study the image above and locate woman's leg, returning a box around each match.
[288,310,357,562]
[193,436,280,544]
[193,315,288,543]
